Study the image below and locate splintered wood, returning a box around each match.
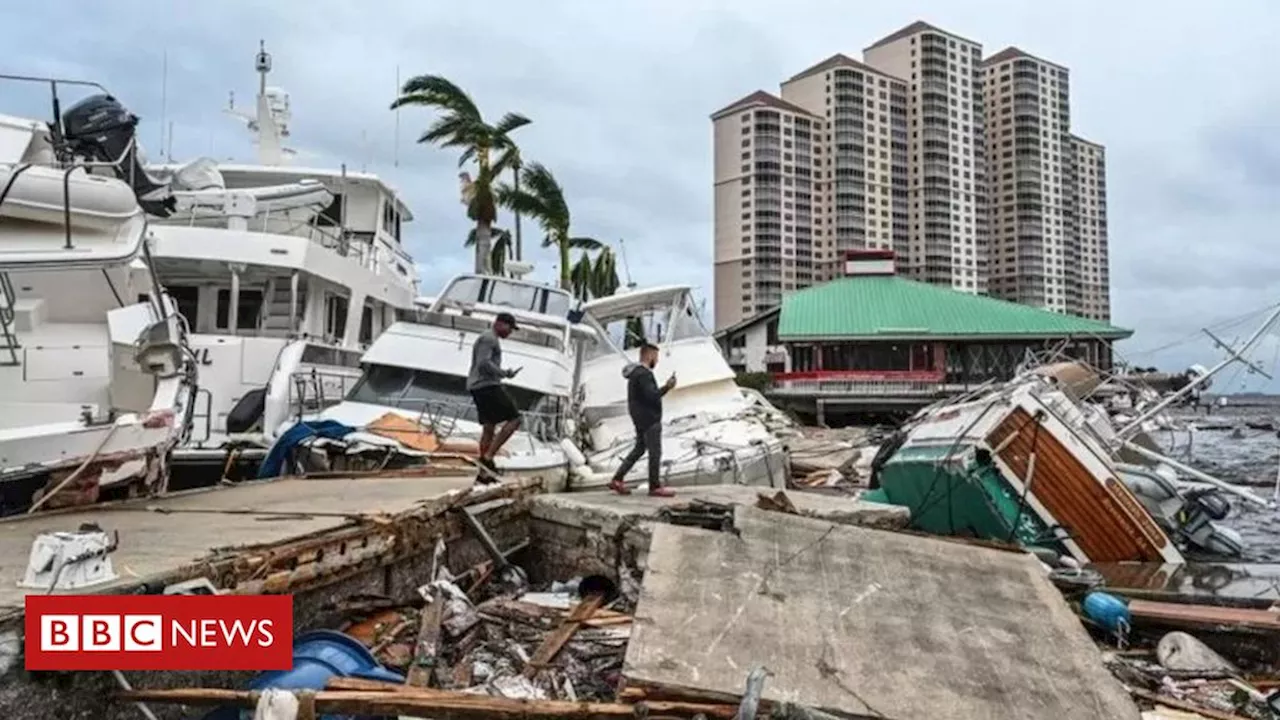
[118,683,741,720]
[406,585,445,687]
[523,594,605,678]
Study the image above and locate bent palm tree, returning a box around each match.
[465,227,513,277]
[392,75,529,273]
[495,162,600,289]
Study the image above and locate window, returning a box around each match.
[325,293,350,340]
[215,289,264,331]
[359,304,376,345]
[318,193,344,227]
[766,319,779,345]
[164,285,199,328]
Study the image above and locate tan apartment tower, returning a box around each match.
[711,91,821,329]
[1068,135,1109,321]
[863,21,988,294]
[981,47,1071,313]
[779,55,909,281]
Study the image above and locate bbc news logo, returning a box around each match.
[25,594,293,671]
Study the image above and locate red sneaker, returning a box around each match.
[648,486,676,498]
[608,479,632,495]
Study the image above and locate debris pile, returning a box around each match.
[786,425,887,488]
[333,576,635,702]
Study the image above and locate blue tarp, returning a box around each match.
[258,420,355,479]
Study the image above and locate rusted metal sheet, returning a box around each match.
[989,407,1170,563]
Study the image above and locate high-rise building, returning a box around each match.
[863,21,988,294]
[711,91,821,328]
[710,20,1110,330]
[981,47,1072,313]
[779,55,909,281]
[1068,135,1110,321]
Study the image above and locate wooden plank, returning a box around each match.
[1128,599,1280,632]
[117,687,740,720]
[523,594,604,678]
[1127,687,1252,720]
[406,586,445,687]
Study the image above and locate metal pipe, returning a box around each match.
[1116,303,1280,440]
[228,267,240,336]
[289,271,300,337]
[1120,439,1273,509]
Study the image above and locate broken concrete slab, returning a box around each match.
[531,484,909,536]
[623,506,1140,720]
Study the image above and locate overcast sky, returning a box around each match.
[6,1,1280,389]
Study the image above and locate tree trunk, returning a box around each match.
[475,221,493,275]
[513,163,523,261]
[558,236,571,290]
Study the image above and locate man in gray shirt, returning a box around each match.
[468,312,522,481]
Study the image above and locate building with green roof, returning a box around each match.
[715,251,1130,417]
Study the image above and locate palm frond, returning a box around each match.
[567,236,602,250]
[465,226,511,248]
[492,112,533,136]
[418,113,481,146]
[392,75,481,119]
[495,185,548,222]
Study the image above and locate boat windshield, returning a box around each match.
[440,276,572,318]
[586,292,710,359]
[346,363,547,415]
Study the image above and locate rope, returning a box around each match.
[27,423,120,514]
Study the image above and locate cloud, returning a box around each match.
[6,0,1280,387]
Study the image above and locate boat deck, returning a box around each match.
[0,473,479,613]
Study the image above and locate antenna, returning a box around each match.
[393,65,401,168]
[167,120,174,162]
[618,238,637,289]
[159,49,168,154]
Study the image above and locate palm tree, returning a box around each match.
[391,75,529,274]
[465,227,513,276]
[495,162,601,289]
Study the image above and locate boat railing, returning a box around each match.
[285,369,565,452]
[287,368,358,421]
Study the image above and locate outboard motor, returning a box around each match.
[60,94,174,216]
[1181,488,1245,558]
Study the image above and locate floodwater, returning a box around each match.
[1164,405,1280,562]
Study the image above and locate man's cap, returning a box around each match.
[496,312,519,329]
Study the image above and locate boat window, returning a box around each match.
[359,304,375,345]
[445,277,485,305]
[318,193,343,227]
[325,294,349,341]
[667,300,709,342]
[346,364,548,416]
[164,285,199,327]
[300,344,363,368]
[487,281,540,311]
[215,289,263,331]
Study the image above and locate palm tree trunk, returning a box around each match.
[559,237,571,290]
[513,162,523,261]
[475,221,493,274]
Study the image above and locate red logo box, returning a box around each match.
[25,594,293,671]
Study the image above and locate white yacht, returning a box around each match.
[0,76,196,513]
[569,286,792,491]
[111,45,419,474]
[284,273,589,487]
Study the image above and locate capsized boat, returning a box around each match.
[866,369,1187,565]
[568,285,795,491]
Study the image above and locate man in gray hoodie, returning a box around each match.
[468,312,522,482]
[609,342,677,497]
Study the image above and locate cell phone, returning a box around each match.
[509,366,523,377]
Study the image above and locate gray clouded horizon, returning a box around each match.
[6,0,1280,390]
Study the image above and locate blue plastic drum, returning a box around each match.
[203,630,405,720]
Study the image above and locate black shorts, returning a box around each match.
[470,385,520,426]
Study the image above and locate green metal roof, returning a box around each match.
[777,275,1132,340]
